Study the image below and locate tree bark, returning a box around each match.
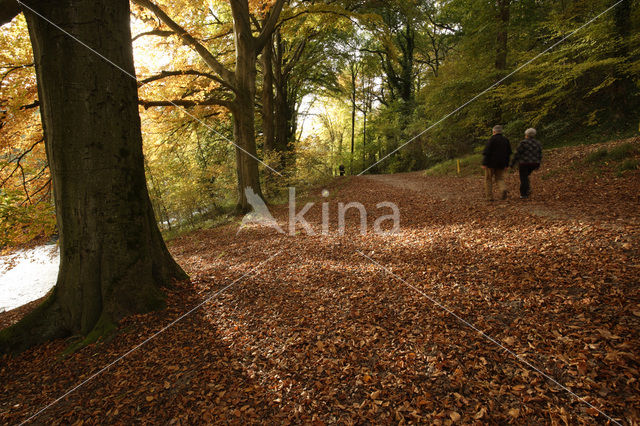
[495,0,510,71]
[261,35,275,152]
[350,62,357,174]
[0,0,187,353]
[231,0,265,211]
[0,0,20,26]
[492,0,510,125]
[611,0,634,120]
[273,30,293,154]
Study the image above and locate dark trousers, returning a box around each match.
[519,164,538,197]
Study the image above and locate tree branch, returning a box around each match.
[283,39,309,78]
[0,63,34,86]
[20,100,39,110]
[28,177,51,205]
[131,0,236,89]
[0,0,20,27]
[0,138,44,188]
[139,98,233,110]
[132,29,174,42]
[255,0,286,51]
[137,69,225,87]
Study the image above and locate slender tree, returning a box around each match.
[495,0,510,71]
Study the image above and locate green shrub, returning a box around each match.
[585,142,639,165]
[425,153,483,177]
[618,158,639,174]
[585,148,610,164]
[608,143,638,161]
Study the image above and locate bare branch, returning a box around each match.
[208,7,225,26]
[18,163,31,204]
[1,63,34,86]
[20,100,39,110]
[0,138,44,188]
[29,177,51,205]
[132,29,174,42]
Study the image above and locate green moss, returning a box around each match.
[62,313,117,356]
[0,293,67,354]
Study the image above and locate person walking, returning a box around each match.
[482,125,512,201]
[511,128,543,199]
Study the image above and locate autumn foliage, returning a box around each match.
[1,140,639,423]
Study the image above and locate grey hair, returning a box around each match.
[525,128,537,138]
[492,125,503,134]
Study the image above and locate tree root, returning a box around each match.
[62,313,117,356]
[0,292,68,354]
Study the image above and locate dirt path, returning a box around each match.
[366,164,640,227]
[365,172,477,201]
[1,145,639,424]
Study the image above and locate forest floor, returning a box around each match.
[1,138,639,425]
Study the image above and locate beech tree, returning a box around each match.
[0,0,187,353]
[131,0,285,211]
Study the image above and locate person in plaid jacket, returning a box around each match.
[511,128,543,198]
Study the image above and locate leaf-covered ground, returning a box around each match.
[1,139,639,425]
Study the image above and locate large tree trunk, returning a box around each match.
[399,20,415,105]
[273,30,296,156]
[0,0,187,353]
[261,35,275,153]
[233,6,264,212]
[0,0,20,26]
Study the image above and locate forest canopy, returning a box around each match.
[1,0,638,246]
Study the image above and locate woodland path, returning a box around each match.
[1,140,639,424]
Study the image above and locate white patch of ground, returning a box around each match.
[0,245,59,313]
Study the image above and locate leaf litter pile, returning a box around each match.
[1,139,639,424]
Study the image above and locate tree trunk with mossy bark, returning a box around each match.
[0,0,187,354]
[233,11,265,212]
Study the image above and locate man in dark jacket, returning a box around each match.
[511,128,543,199]
[482,125,512,201]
